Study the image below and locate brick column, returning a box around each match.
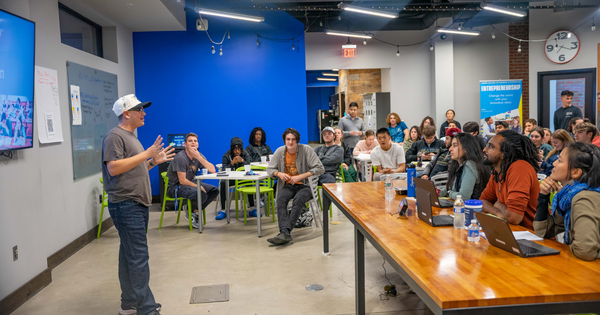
[509,19,530,119]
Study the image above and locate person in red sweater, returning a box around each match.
[480,130,541,229]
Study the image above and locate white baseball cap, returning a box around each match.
[113,94,151,116]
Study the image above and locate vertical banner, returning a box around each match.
[479,80,523,137]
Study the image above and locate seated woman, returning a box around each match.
[530,127,553,160]
[419,116,435,137]
[334,127,357,182]
[438,109,461,138]
[540,129,573,176]
[439,133,490,200]
[535,142,600,261]
[386,112,408,144]
[543,128,552,145]
[403,126,421,152]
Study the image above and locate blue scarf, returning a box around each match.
[551,181,600,244]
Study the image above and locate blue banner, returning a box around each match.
[479,80,523,137]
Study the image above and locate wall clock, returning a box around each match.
[544,30,580,64]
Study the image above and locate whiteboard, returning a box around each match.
[35,66,64,143]
[66,61,118,181]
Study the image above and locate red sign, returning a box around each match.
[343,48,355,58]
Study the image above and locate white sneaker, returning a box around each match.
[191,215,199,229]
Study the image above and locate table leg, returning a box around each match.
[323,192,329,256]
[256,179,261,237]
[197,179,203,233]
[362,161,367,182]
[225,180,230,224]
[355,226,365,315]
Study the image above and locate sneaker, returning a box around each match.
[146,303,162,315]
[267,232,292,246]
[118,303,136,315]
[182,205,189,222]
[249,209,263,217]
[191,215,199,229]
[215,211,226,220]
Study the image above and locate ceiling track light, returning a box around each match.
[430,44,434,51]
[363,39,367,45]
[396,46,399,57]
[219,45,223,56]
[317,77,337,81]
[338,3,399,19]
[198,8,264,22]
[480,3,527,17]
[437,29,480,36]
[211,46,215,54]
[332,69,339,71]
[322,72,339,76]
[458,23,462,30]
[324,29,372,39]
[492,32,496,39]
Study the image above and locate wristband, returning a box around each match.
[149,159,155,167]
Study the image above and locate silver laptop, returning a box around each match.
[414,178,454,208]
[475,212,560,258]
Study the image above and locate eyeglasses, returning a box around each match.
[127,107,144,112]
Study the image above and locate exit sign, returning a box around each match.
[343,48,355,58]
[342,44,357,58]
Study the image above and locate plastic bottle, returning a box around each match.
[453,195,465,229]
[468,220,480,242]
[384,175,394,201]
[407,164,416,197]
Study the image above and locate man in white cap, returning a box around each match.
[313,126,344,216]
[102,94,174,315]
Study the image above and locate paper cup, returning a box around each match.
[244,165,251,172]
[261,156,267,163]
[202,169,208,175]
[225,168,231,174]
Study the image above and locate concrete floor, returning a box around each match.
[13,202,434,315]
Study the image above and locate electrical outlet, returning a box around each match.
[13,246,18,261]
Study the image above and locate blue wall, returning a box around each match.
[133,9,307,195]
[307,87,335,142]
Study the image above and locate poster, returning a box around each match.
[70,85,81,125]
[34,66,64,143]
[479,80,523,137]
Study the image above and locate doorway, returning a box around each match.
[538,68,596,130]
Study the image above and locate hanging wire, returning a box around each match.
[245,10,322,42]
[197,15,230,45]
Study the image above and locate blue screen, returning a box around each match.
[168,134,186,148]
[0,10,35,151]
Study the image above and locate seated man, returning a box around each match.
[573,122,600,148]
[523,118,537,137]
[494,121,509,133]
[480,130,540,229]
[405,125,445,163]
[462,121,486,150]
[220,137,254,218]
[166,133,219,228]
[267,128,324,246]
[246,127,273,163]
[421,127,460,180]
[371,128,406,181]
[315,127,344,209]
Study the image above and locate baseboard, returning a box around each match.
[0,268,51,315]
[47,217,113,269]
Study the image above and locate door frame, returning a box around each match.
[537,68,597,128]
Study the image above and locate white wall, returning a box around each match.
[305,29,434,127]
[0,0,135,300]
[529,4,600,120]
[454,24,510,124]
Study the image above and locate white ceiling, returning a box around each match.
[60,0,186,32]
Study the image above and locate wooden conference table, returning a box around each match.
[322,181,600,315]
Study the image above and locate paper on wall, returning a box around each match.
[70,85,81,125]
[34,66,64,143]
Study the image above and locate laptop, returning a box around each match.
[474,212,560,258]
[415,187,454,227]
[414,178,454,208]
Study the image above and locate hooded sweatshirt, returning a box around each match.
[246,127,273,162]
[222,137,250,171]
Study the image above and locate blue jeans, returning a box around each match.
[108,200,159,315]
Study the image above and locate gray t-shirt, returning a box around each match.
[102,126,152,207]
[166,150,206,190]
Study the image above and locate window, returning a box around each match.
[59,3,103,57]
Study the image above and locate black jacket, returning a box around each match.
[340,142,353,166]
[439,120,462,138]
[222,137,250,171]
[405,138,445,163]
[246,127,273,162]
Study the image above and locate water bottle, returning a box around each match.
[384,175,394,201]
[407,164,416,197]
[468,220,480,242]
[453,195,465,229]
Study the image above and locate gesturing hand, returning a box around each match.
[153,146,175,165]
[146,135,165,158]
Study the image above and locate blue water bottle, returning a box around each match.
[407,164,416,197]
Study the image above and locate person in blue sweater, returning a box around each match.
[386,112,408,144]
[541,129,573,176]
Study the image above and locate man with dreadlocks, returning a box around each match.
[246,127,273,162]
[480,130,541,229]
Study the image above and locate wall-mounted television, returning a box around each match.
[0,9,35,151]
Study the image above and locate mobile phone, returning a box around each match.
[398,198,408,219]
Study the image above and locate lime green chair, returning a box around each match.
[317,164,346,218]
[235,165,275,224]
[97,178,109,239]
[159,172,205,231]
